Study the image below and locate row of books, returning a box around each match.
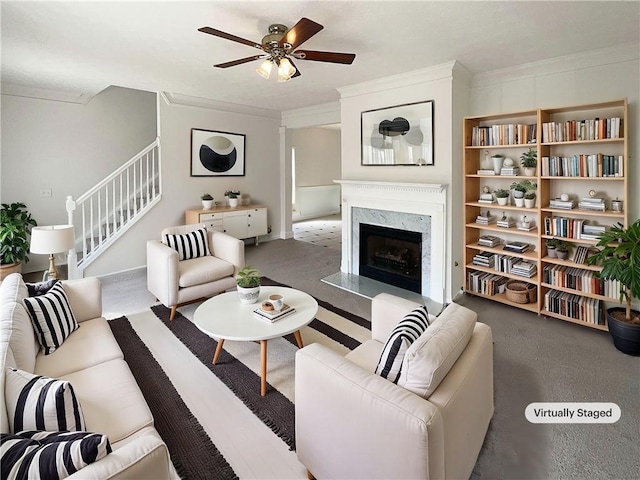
[543,217,606,239]
[542,265,619,299]
[467,271,508,296]
[541,154,624,177]
[541,117,622,143]
[471,123,537,146]
[544,291,604,325]
[493,255,534,275]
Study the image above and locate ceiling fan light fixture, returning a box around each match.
[256,59,273,79]
[277,57,296,82]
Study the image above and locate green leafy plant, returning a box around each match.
[236,266,261,288]
[201,193,213,201]
[587,220,640,322]
[0,202,38,265]
[494,188,509,198]
[556,240,572,253]
[524,192,536,200]
[546,238,560,249]
[520,148,537,168]
[510,179,537,193]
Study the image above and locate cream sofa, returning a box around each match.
[295,293,494,480]
[0,273,174,479]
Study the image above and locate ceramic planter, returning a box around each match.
[202,200,214,210]
[524,198,536,208]
[523,167,536,176]
[514,198,525,207]
[237,285,260,304]
[229,198,239,208]
[556,250,569,260]
[606,307,640,356]
[547,247,557,258]
[497,197,508,206]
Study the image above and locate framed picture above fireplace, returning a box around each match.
[361,100,434,166]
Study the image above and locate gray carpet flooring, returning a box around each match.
[101,238,640,480]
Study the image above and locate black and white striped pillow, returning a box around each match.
[375,305,431,383]
[1,430,111,480]
[23,282,78,355]
[5,368,86,434]
[163,227,211,261]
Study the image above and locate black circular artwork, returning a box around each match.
[200,136,237,172]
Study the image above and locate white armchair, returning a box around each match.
[147,223,244,320]
[295,294,494,480]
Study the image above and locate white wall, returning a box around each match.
[85,94,282,276]
[468,43,639,223]
[291,127,341,187]
[0,86,156,273]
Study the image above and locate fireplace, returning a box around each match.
[359,224,422,293]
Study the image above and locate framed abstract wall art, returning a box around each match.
[361,100,434,166]
[191,128,246,176]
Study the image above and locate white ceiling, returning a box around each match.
[2,1,638,113]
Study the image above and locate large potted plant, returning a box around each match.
[587,220,640,355]
[236,265,262,304]
[0,202,38,279]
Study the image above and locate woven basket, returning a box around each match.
[505,280,537,304]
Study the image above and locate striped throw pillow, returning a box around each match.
[23,282,78,355]
[5,368,86,434]
[375,305,431,383]
[163,228,211,261]
[1,430,111,480]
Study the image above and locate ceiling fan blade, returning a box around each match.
[279,18,323,50]
[214,55,264,68]
[294,50,356,64]
[289,59,302,78]
[198,26,262,50]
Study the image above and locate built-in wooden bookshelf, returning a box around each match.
[463,99,628,331]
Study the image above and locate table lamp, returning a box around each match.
[30,225,75,281]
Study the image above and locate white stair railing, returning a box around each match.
[66,138,161,278]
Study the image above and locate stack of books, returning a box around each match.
[511,260,537,278]
[497,217,515,228]
[476,169,496,175]
[253,304,296,322]
[478,235,502,247]
[477,193,496,204]
[503,241,530,253]
[580,224,606,240]
[476,212,494,225]
[517,222,536,232]
[578,197,606,212]
[500,166,519,176]
[473,251,495,268]
[550,198,576,210]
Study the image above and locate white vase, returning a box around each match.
[201,200,214,210]
[229,198,239,208]
[237,285,260,304]
[492,156,504,175]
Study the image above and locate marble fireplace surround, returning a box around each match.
[336,180,447,304]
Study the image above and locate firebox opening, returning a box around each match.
[359,223,422,294]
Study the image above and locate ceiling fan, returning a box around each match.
[198,17,356,82]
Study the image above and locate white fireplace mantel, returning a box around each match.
[335,180,447,303]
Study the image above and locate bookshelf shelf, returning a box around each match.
[463,98,628,331]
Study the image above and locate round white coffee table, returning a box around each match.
[194,286,318,396]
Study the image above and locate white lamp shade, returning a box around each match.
[256,59,273,79]
[30,225,75,254]
[277,58,296,82]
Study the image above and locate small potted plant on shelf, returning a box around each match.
[201,193,214,210]
[510,179,537,207]
[227,191,240,208]
[236,265,262,304]
[0,202,38,279]
[586,220,640,356]
[555,240,572,260]
[524,191,536,208]
[520,148,537,176]
[546,238,560,258]
[494,188,509,206]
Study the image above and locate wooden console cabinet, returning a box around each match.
[185,205,268,245]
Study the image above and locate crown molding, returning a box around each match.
[281,101,340,128]
[161,91,281,119]
[0,83,100,104]
[471,42,639,87]
[338,60,462,99]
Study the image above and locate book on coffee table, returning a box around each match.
[253,304,296,323]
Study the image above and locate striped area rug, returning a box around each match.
[109,278,372,479]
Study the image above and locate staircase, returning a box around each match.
[66,138,161,278]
